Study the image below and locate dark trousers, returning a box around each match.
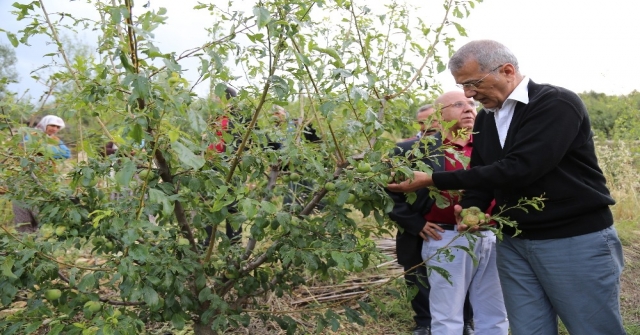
[404,263,473,328]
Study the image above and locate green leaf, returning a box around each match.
[349,87,368,104]
[132,75,150,99]
[452,22,467,37]
[149,189,174,217]
[344,307,365,326]
[253,7,272,29]
[119,49,134,72]
[5,32,18,47]
[214,83,229,99]
[78,273,96,291]
[331,251,346,268]
[260,200,277,214]
[406,192,417,205]
[142,286,160,306]
[24,320,42,334]
[1,257,17,279]
[114,160,136,187]
[172,141,205,171]
[48,324,65,335]
[129,123,143,144]
[171,313,186,330]
[357,301,378,320]
[110,7,122,25]
[187,108,207,133]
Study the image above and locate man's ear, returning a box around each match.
[502,63,517,77]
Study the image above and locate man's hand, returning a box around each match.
[387,171,433,193]
[419,222,445,241]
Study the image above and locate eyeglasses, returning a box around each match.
[455,64,505,90]
[441,101,479,110]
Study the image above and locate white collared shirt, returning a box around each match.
[485,77,530,148]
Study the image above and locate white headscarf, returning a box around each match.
[35,115,66,131]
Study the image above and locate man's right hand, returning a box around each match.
[419,221,446,241]
[387,171,433,193]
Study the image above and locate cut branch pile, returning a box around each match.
[290,238,403,307]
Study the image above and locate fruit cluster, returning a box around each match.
[460,206,485,227]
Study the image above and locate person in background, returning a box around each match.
[415,104,438,139]
[419,91,506,335]
[387,39,625,335]
[13,115,71,232]
[30,115,71,159]
[387,95,478,335]
[271,106,323,212]
[203,85,244,245]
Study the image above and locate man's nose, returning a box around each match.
[464,89,476,98]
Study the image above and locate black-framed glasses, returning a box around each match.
[441,101,479,110]
[455,64,505,90]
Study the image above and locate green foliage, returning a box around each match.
[580,90,640,141]
[0,0,485,334]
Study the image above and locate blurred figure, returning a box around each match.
[415,104,438,139]
[31,115,71,159]
[13,115,71,232]
[404,104,438,141]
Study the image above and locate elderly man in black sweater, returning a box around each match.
[388,40,625,335]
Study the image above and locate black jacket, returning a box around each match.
[433,80,614,239]
[387,133,445,266]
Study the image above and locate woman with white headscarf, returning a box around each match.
[13,115,71,232]
[29,115,71,159]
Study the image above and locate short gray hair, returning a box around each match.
[449,40,519,73]
[416,104,434,117]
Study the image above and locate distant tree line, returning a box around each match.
[580,90,640,141]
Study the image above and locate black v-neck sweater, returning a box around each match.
[433,80,614,239]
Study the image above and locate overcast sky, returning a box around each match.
[1,0,639,102]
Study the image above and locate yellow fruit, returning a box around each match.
[177,237,190,246]
[345,193,357,204]
[356,162,371,173]
[84,301,102,313]
[44,289,62,301]
[86,178,99,187]
[289,172,301,182]
[462,214,480,226]
[138,169,156,180]
[55,226,66,236]
[324,182,336,191]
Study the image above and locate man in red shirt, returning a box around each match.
[421,91,507,335]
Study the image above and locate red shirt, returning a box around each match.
[425,137,473,224]
[207,116,229,153]
[424,136,496,225]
